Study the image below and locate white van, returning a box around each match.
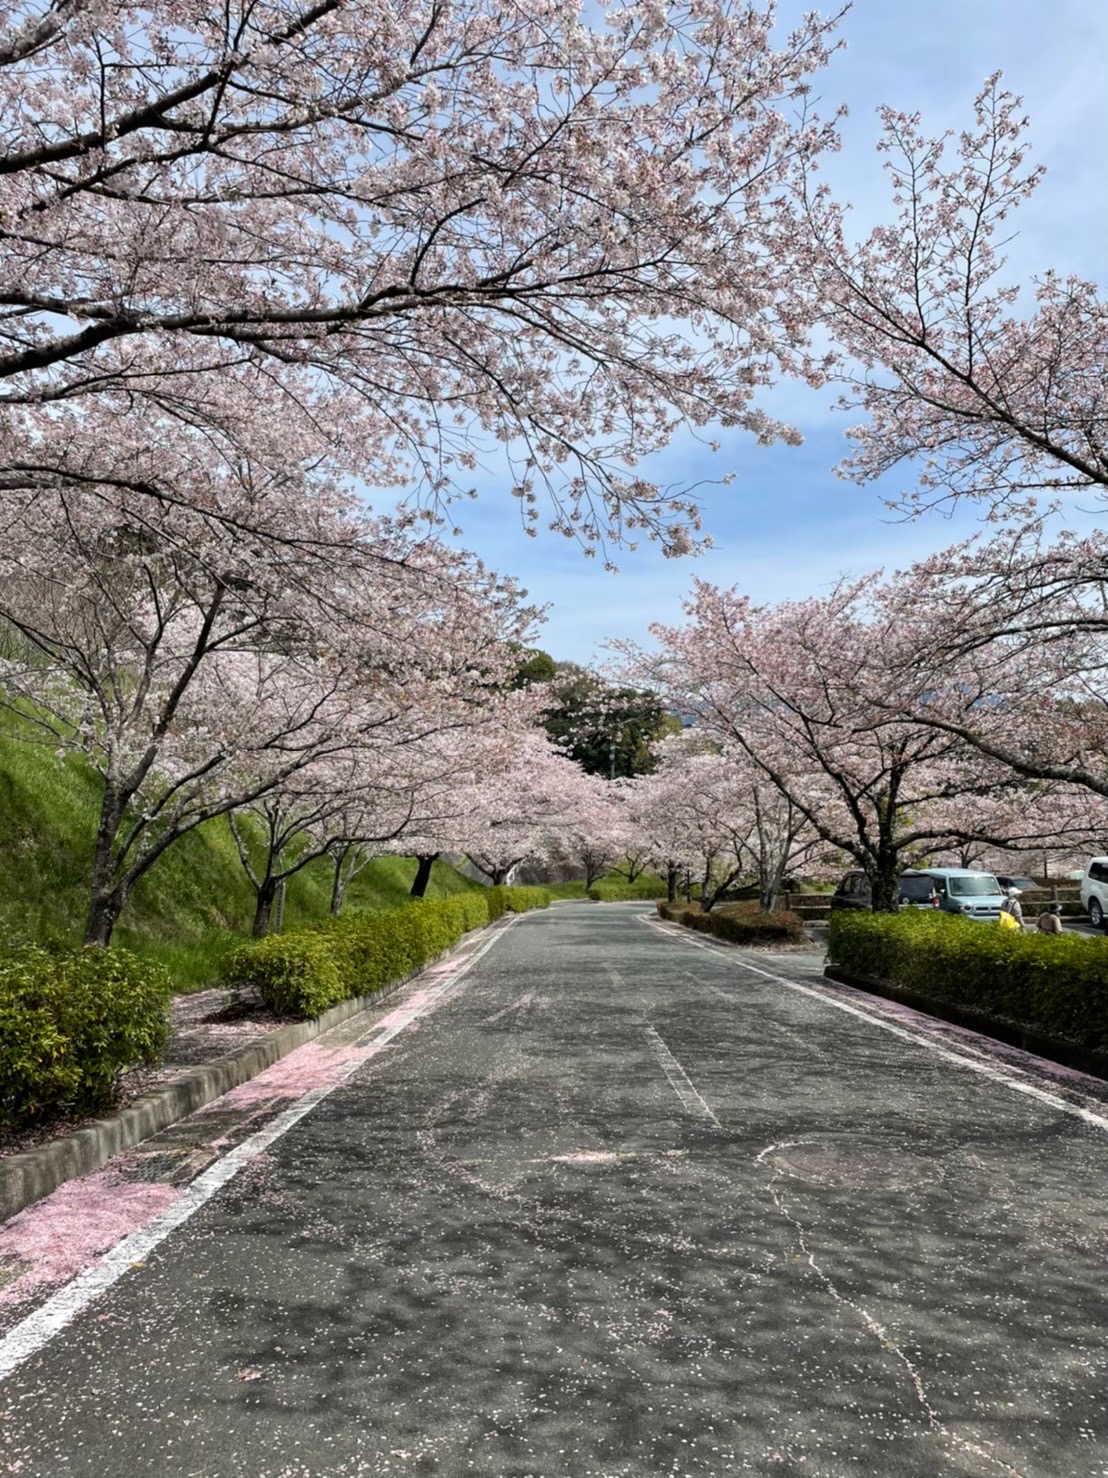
[1079,857,1108,928]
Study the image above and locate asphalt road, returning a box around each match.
[2,901,1108,1477]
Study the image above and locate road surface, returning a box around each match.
[1,900,1107,1477]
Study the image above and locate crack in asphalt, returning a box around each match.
[754,1140,1027,1478]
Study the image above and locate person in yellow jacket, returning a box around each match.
[1001,886,1025,926]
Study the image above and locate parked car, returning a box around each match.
[995,874,1037,893]
[896,871,941,908]
[830,871,870,910]
[1079,857,1108,928]
[925,868,1008,921]
[829,870,939,911]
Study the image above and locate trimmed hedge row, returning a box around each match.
[488,884,552,919]
[588,878,668,901]
[656,900,806,945]
[0,945,172,1127]
[828,911,1108,1052]
[222,886,550,1019]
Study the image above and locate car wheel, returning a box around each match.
[1090,898,1104,929]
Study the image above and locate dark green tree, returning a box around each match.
[510,647,558,689]
[541,664,674,779]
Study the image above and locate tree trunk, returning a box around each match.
[490,866,511,886]
[330,848,349,916]
[701,863,716,912]
[84,779,134,944]
[666,864,678,904]
[84,887,127,946]
[252,878,279,937]
[410,853,437,898]
[870,862,900,914]
[760,855,786,912]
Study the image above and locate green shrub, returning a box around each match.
[588,879,667,902]
[656,899,805,944]
[221,932,347,1018]
[0,945,172,1127]
[485,888,508,923]
[490,885,552,915]
[827,911,1108,1052]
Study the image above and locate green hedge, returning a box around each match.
[218,933,346,1018]
[657,900,805,945]
[0,945,172,1127]
[828,911,1108,1052]
[222,887,549,1019]
[588,879,668,902]
[488,885,552,919]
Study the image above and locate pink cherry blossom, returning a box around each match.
[0,0,843,555]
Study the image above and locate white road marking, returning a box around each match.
[484,991,535,1024]
[640,914,1108,1137]
[0,917,517,1385]
[642,1026,722,1127]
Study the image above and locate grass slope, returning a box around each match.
[544,870,668,901]
[0,719,483,991]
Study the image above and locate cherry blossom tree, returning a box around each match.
[745,778,824,910]
[867,527,1108,824]
[618,759,695,902]
[630,742,754,910]
[0,0,843,553]
[640,579,1047,911]
[799,78,1108,516]
[554,775,628,888]
[624,734,820,909]
[400,731,593,887]
[227,755,426,936]
[606,788,657,885]
[0,481,534,942]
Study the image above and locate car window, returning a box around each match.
[948,875,1002,897]
[899,876,935,900]
[1089,862,1108,883]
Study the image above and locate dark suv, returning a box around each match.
[830,870,938,911]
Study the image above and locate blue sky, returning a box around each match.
[444,0,1108,663]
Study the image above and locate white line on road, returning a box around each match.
[0,917,517,1386]
[640,914,1108,1138]
[643,1026,722,1127]
[484,990,535,1024]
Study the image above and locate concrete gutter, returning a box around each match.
[0,939,477,1225]
[823,964,1108,1083]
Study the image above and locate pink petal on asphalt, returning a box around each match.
[0,1173,180,1305]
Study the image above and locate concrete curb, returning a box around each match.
[823,965,1108,1083]
[0,927,498,1226]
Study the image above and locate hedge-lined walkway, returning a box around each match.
[1,887,551,1157]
